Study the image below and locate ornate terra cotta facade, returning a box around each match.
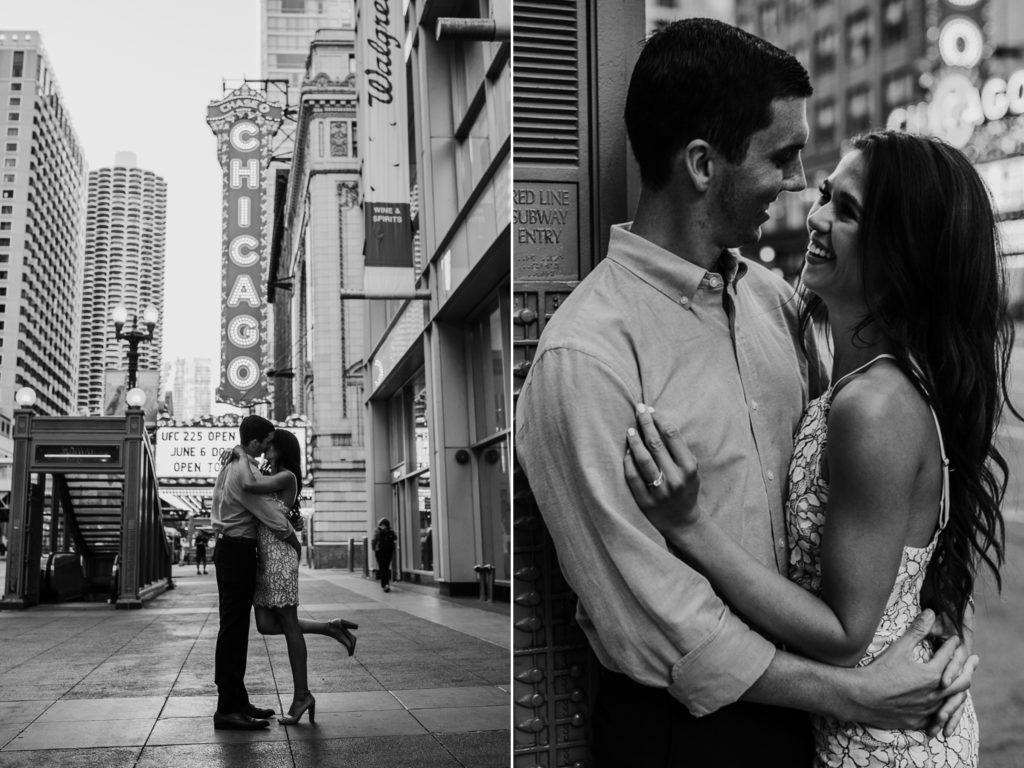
[271,30,367,568]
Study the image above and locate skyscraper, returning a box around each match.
[77,152,167,415]
[261,0,353,93]
[0,32,86,425]
[170,357,212,421]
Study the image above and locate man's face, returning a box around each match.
[712,97,809,248]
[244,430,275,457]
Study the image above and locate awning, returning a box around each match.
[159,489,213,516]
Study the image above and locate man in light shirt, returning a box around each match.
[210,414,300,730]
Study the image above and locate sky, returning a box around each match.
[2,0,263,407]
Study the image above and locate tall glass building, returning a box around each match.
[77,152,167,415]
[261,0,353,92]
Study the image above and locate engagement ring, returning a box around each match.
[647,470,664,488]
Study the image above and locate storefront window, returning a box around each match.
[478,439,509,582]
[417,470,432,571]
[470,285,510,583]
[389,369,433,575]
[388,390,405,470]
[470,289,508,439]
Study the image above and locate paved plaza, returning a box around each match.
[0,560,510,768]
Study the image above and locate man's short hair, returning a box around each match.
[625,18,812,189]
[239,415,275,446]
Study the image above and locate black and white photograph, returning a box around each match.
[3,0,1024,766]
[0,1,510,766]
[512,2,1024,767]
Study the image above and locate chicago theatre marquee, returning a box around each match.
[886,0,1024,314]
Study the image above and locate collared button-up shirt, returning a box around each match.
[212,456,294,541]
[515,223,824,716]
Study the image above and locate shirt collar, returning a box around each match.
[606,223,748,301]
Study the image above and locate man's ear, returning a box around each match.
[674,139,715,193]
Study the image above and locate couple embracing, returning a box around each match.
[210,415,359,730]
[516,18,1019,768]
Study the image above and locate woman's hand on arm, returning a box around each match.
[219,445,245,466]
[623,399,909,667]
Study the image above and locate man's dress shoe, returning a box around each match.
[213,711,270,730]
[245,703,276,719]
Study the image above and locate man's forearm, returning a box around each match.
[742,649,854,718]
[741,621,965,733]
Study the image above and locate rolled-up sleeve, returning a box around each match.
[515,346,775,716]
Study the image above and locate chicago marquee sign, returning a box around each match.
[206,85,282,405]
[887,70,1024,149]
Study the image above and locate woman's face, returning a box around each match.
[265,443,280,464]
[801,149,869,315]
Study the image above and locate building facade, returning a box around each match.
[261,0,355,419]
[359,0,511,598]
[77,152,167,415]
[271,30,366,567]
[646,0,735,31]
[169,357,212,421]
[261,0,354,92]
[0,31,86,427]
[735,0,1024,313]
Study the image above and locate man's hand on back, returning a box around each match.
[839,610,976,732]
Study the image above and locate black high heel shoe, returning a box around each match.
[328,618,358,656]
[278,691,316,725]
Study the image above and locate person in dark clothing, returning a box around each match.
[371,518,397,592]
[194,530,209,575]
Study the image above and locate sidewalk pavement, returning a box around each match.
[0,559,510,768]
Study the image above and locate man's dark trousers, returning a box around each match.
[592,667,814,767]
[213,537,259,714]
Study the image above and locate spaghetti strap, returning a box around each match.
[831,354,950,531]
[828,353,897,394]
[903,359,952,531]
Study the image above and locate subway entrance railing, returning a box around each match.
[0,404,173,609]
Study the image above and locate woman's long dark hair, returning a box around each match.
[799,130,1019,634]
[272,429,303,498]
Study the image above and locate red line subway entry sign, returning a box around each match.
[206,84,282,405]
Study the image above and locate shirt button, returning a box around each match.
[708,276,722,288]
[751,400,759,411]
[777,538,786,548]
[766,470,775,481]
[679,296,690,307]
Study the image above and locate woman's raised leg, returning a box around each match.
[254,605,282,635]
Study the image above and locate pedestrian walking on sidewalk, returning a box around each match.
[372,518,397,592]
[210,415,300,731]
[229,428,359,726]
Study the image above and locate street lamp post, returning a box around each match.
[112,305,159,389]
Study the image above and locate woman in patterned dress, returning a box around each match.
[622,131,1018,766]
[231,429,359,725]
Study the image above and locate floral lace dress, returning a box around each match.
[253,492,301,608]
[786,355,978,768]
